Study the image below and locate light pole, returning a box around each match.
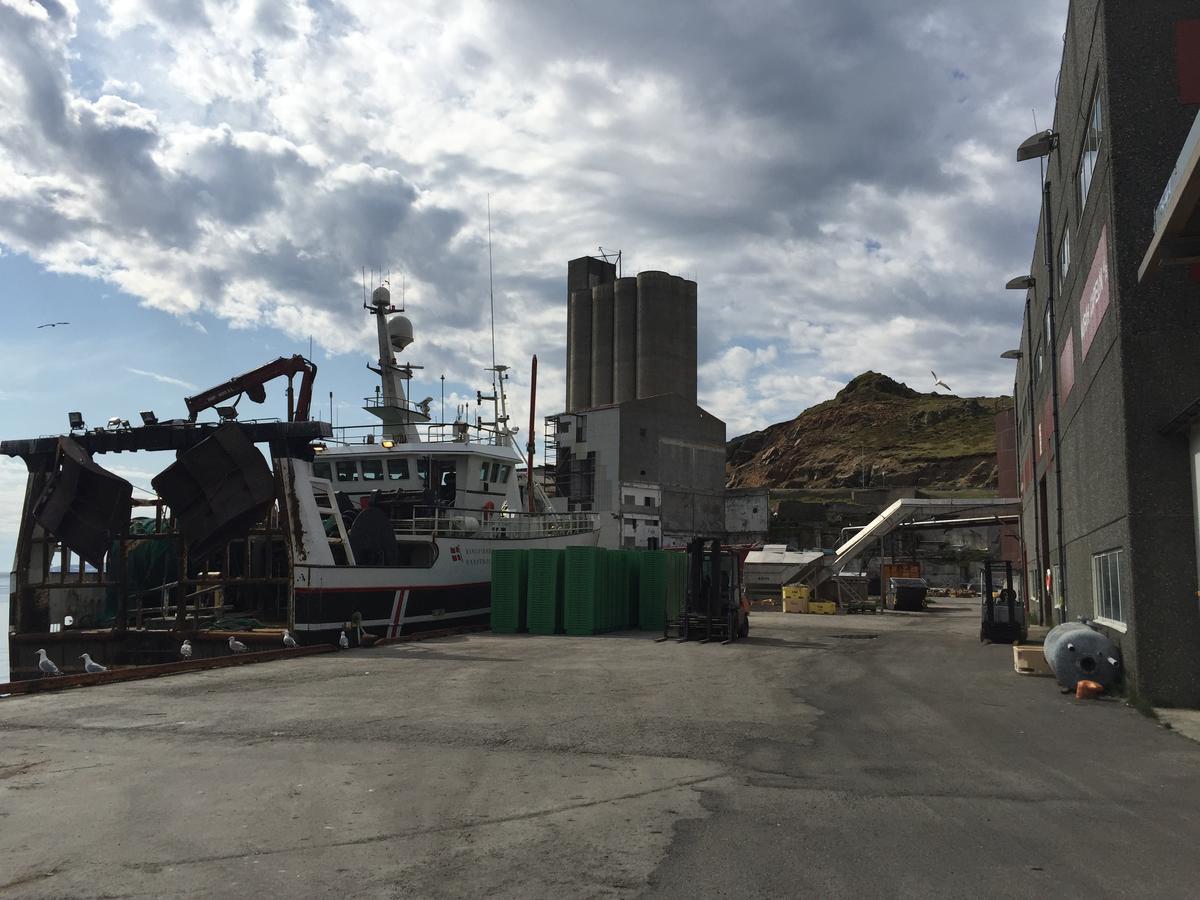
[1016,128,1068,622]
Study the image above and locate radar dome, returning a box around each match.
[388,315,414,352]
[371,285,391,308]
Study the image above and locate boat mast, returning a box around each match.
[366,281,424,443]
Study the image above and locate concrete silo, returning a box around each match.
[590,282,615,407]
[682,278,697,405]
[566,288,593,413]
[565,256,615,412]
[636,271,690,401]
[612,276,639,404]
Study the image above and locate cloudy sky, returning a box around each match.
[0,0,1066,562]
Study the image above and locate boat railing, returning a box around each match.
[391,508,598,540]
[324,421,509,448]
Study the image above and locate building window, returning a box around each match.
[623,494,635,505]
[623,536,636,548]
[1092,548,1124,624]
[575,415,587,442]
[1058,226,1071,290]
[1079,90,1103,214]
[558,418,570,433]
[644,496,656,507]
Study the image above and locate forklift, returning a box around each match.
[979,558,1026,644]
[660,537,750,644]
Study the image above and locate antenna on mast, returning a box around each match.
[487,194,497,374]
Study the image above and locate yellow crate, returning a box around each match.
[782,585,810,600]
[782,597,809,614]
[807,601,837,615]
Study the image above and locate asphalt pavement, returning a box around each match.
[1,599,1198,898]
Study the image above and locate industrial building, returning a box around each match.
[548,256,725,549]
[1008,1,1200,706]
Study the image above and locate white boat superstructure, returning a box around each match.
[280,283,599,639]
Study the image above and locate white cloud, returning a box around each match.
[0,0,1063,437]
[125,367,198,391]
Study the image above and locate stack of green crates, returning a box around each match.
[565,546,607,634]
[625,550,641,628]
[527,548,565,634]
[490,549,529,633]
[639,550,668,631]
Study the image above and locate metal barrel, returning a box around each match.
[1042,621,1122,691]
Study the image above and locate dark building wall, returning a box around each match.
[1014,0,1200,706]
[565,257,615,412]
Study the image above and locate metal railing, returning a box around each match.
[325,421,511,448]
[390,508,597,541]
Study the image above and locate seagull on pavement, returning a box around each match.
[180,639,193,659]
[338,630,349,650]
[283,629,297,649]
[80,653,107,674]
[36,648,61,677]
[228,636,248,654]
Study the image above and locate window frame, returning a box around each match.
[335,460,360,482]
[361,459,385,482]
[387,458,410,481]
[1091,548,1126,629]
[1078,88,1103,216]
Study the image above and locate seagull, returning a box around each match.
[80,653,107,674]
[338,630,349,650]
[37,321,70,328]
[180,639,193,659]
[228,636,248,654]
[931,370,952,392]
[36,648,61,677]
[283,629,297,649]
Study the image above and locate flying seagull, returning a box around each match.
[37,321,70,328]
[931,370,952,393]
[180,639,193,659]
[283,629,297,649]
[80,653,107,674]
[228,636,248,654]
[36,648,61,677]
[338,630,350,650]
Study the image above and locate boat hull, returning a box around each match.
[291,530,596,642]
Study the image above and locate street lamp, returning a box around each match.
[1005,275,1035,291]
[1016,127,1068,622]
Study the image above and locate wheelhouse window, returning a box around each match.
[361,459,384,482]
[499,464,511,483]
[335,461,359,482]
[313,461,332,480]
[1093,549,1124,624]
[490,462,502,483]
[387,459,409,481]
[1079,90,1103,214]
[479,462,490,484]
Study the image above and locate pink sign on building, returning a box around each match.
[1079,228,1111,358]
[1059,327,1076,401]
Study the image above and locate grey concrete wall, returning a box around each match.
[726,489,770,542]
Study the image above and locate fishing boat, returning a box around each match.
[3,284,598,660]
[286,283,599,640]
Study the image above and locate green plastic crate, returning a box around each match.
[565,546,606,635]
[490,549,528,633]
[527,549,565,634]
[639,550,668,631]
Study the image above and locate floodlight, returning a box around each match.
[216,406,239,421]
[140,410,158,426]
[68,412,84,430]
[1016,130,1059,162]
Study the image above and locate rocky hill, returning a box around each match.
[726,372,1011,491]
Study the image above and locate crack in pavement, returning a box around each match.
[118,772,730,872]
